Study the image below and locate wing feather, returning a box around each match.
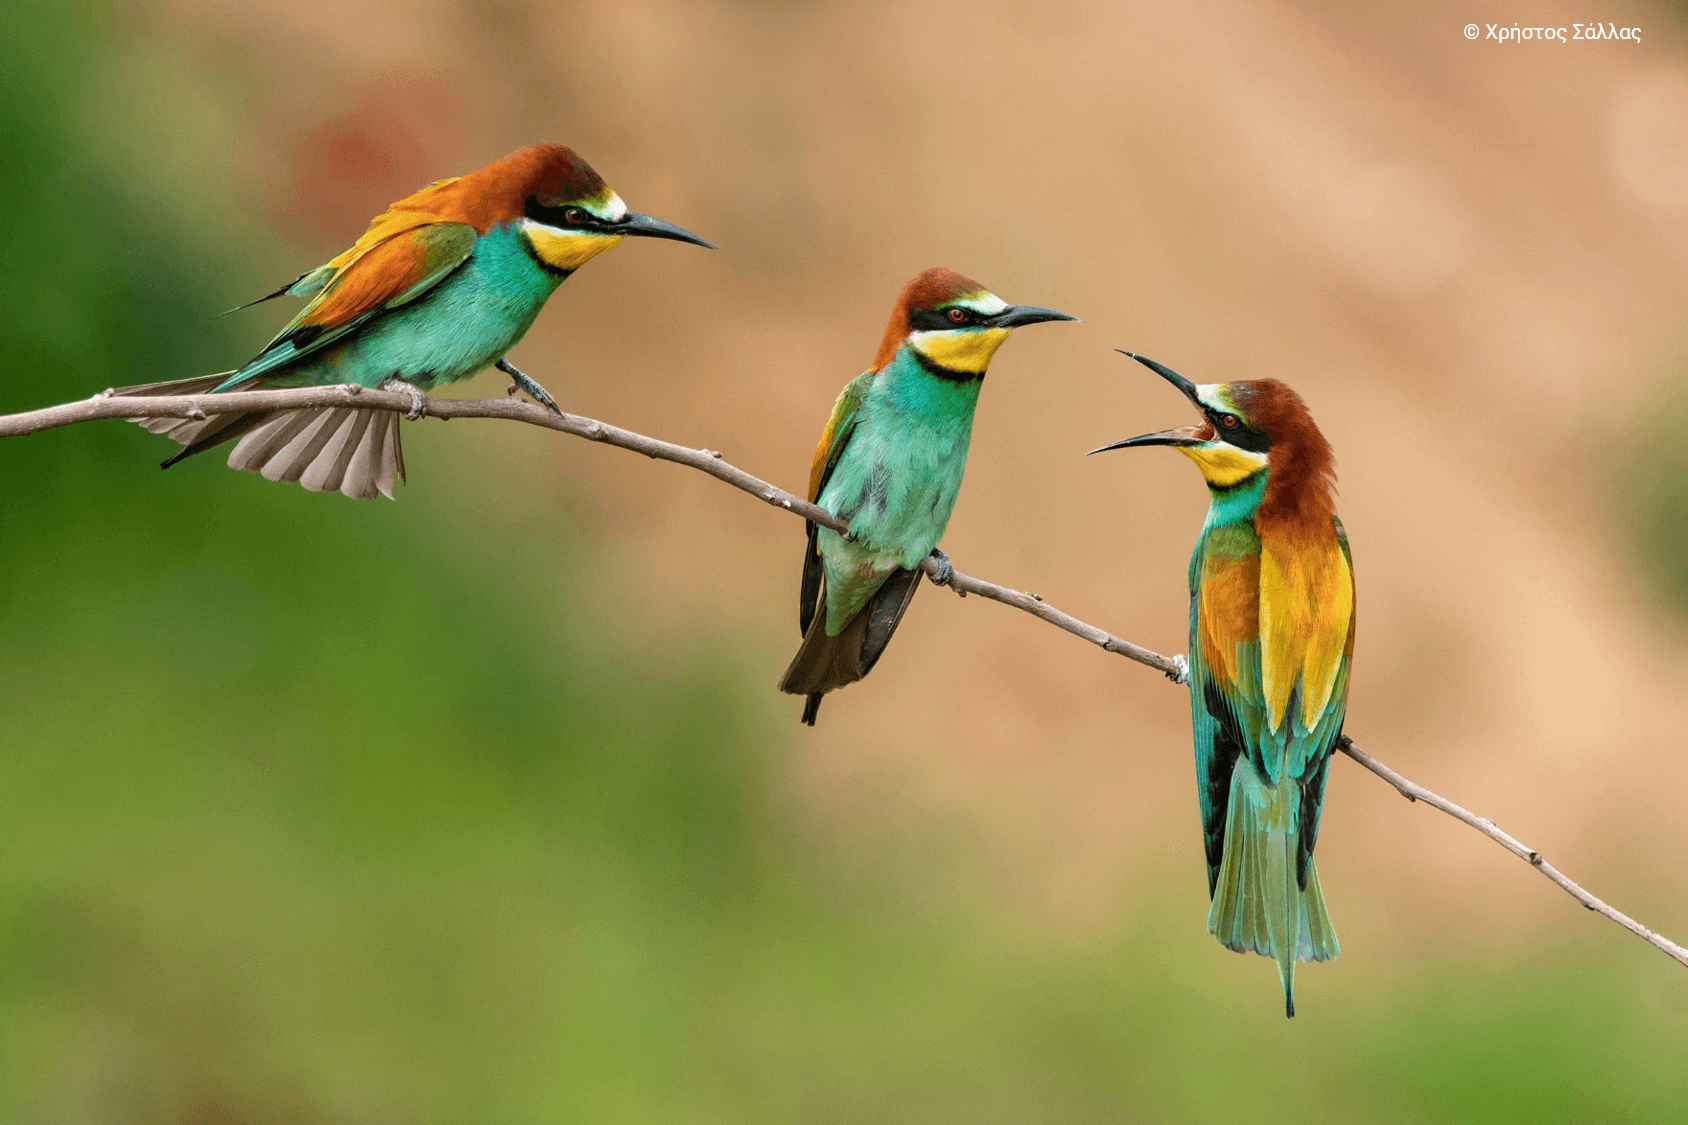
[808,372,875,503]
[213,221,478,391]
[799,372,875,633]
[1191,516,1355,891]
[1258,533,1354,736]
[1188,522,1263,891]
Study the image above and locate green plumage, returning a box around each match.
[222,223,557,393]
[778,270,1073,722]
[112,223,568,500]
[814,350,981,634]
[778,345,982,723]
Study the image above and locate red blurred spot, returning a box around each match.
[265,74,467,247]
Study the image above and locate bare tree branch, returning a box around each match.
[5,384,1685,969]
[1338,737,1688,966]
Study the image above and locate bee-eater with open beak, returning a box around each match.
[1091,352,1353,1018]
[114,143,713,499]
[777,267,1076,725]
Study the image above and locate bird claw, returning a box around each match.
[926,548,953,587]
[381,377,427,420]
[1168,654,1190,685]
[497,357,562,414]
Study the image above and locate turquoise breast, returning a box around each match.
[275,223,566,390]
[814,348,984,634]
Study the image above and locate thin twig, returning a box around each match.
[4,385,1685,969]
[1339,737,1688,967]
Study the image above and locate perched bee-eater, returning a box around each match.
[777,267,1076,725]
[115,144,713,499]
[1092,352,1353,1018]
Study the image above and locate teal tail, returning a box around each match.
[1207,764,1339,1018]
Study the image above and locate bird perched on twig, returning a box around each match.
[114,144,713,499]
[778,268,1075,725]
[1091,352,1354,1017]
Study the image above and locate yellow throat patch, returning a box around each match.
[1177,444,1267,487]
[523,224,626,272]
[910,328,1011,374]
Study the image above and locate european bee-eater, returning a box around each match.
[1092,352,1353,1018]
[114,144,713,499]
[777,268,1076,725]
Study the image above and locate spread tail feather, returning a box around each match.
[228,407,404,500]
[114,374,240,445]
[1207,764,1339,1019]
[115,373,270,465]
[778,567,921,725]
[114,376,403,500]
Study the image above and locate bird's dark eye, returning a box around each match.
[564,208,586,226]
[1219,414,1240,429]
[947,308,968,324]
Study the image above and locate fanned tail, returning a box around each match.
[228,407,404,500]
[1207,763,1339,1018]
[113,377,404,500]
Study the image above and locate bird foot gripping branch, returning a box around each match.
[497,357,562,415]
[381,377,428,421]
[926,549,954,587]
[1168,654,1190,685]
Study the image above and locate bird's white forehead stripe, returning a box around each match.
[1195,384,1228,412]
[957,293,1009,315]
[598,193,628,222]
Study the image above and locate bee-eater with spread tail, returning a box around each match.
[114,144,713,499]
[777,268,1076,725]
[1091,352,1353,1018]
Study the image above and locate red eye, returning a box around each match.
[948,308,967,323]
[1220,414,1239,429]
[564,208,586,225]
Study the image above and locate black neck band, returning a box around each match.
[909,346,983,385]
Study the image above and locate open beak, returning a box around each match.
[619,211,717,249]
[1088,350,1205,455]
[989,305,1079,328]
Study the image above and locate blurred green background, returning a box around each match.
[5,2,1688,1121]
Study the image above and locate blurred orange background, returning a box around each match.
[129,0,1688,930]
[11,0,1688,1117]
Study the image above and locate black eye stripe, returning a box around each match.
[1204,409,1271,453]
[911,307,981,331]
[524,195,607,230]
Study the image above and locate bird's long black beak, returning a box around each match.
[619,211,717,249]
[1087,350,1204,455]
[1087,428,1202,454]
[1118,350,1201,405]
[990,305,1079,328]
